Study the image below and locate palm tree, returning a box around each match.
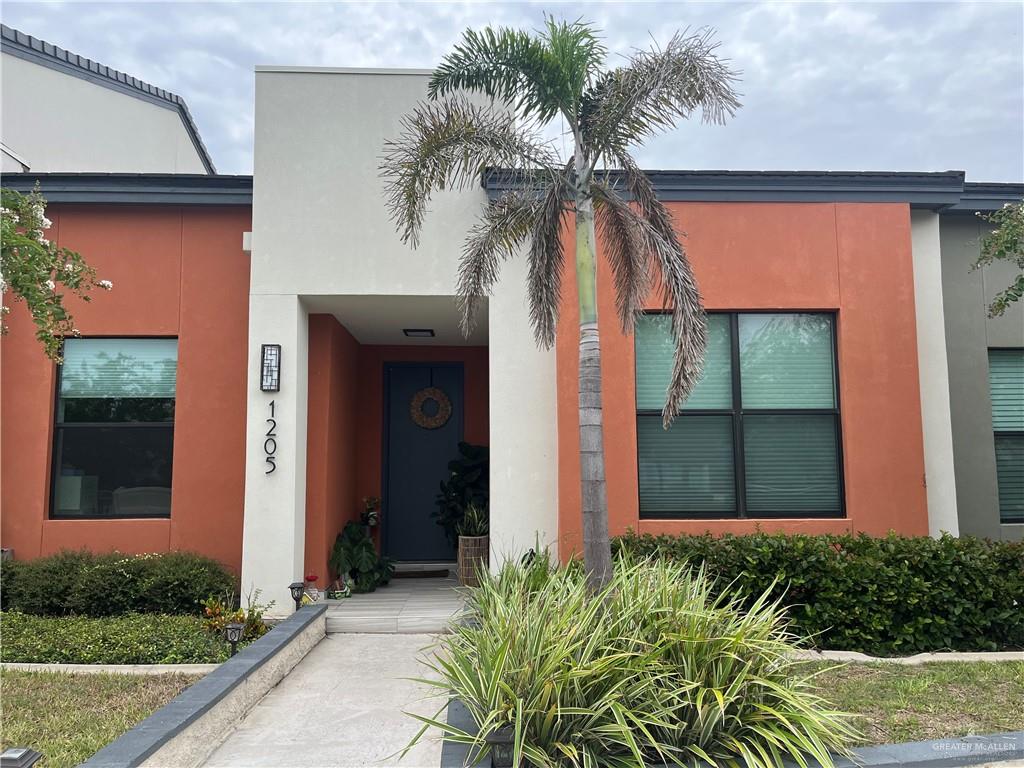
[381,18,740,590]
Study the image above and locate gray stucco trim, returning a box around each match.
[441,701,1023,767]
[0,172,252,205]
[484,169,967,208]
[0,25,216,174]
[80,604,326,768]
[940,217,1024,540]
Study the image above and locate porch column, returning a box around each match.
[489,254,559,565]
[241,293,309,615]
[910,211,959,537]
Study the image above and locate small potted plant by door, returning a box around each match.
[457,503,489,587]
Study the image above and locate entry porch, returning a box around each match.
[239,290,559,615]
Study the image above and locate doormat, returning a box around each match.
[392,569,450,579]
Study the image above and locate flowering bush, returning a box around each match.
[0,185,111,359]
[974,201,1024,317]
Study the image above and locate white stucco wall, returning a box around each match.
[910,210,959,537]
[489,254,560,565]
[245,68,559,611]
[0,53,208,173]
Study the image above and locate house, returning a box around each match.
[1,46,1021,614]
[0,25,214,173]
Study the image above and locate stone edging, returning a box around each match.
[441,701,1024,768]
[791,649,1024,665]
[81,604,327,768]
[1,662,219,675]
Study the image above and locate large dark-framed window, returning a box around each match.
[636,312,844,519]
[988,348,1023,524]
[50,338,178,519]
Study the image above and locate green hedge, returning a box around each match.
[1,551,236,617]
[0,612,233,664]
[613,532,1024,656]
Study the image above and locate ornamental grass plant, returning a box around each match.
[408,557,856,767]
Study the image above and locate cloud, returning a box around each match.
[3,1,1021,179]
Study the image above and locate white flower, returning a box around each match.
[41,216,52,228]
[98,279,113,290]
[0,278,6,293]
[45,280,55,291]
[72,328,81,337]
[37,235,49,246]
[64,262,74,271]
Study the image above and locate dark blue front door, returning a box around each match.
[384,363,463,561]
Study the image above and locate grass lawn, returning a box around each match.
[807,661,1024,745]
[0,670,201,768]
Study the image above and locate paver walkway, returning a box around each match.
[202,634,445,768]
[325,575,465,634]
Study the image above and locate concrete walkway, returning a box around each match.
[203,634,445,768]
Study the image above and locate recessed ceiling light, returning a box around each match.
[403,328,435,338]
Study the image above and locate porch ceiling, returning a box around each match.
[303,294,488,345]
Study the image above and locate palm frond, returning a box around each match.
[613,155,707,426]
[429,18,607,126]
[581,28,741,159]
[527,178,571,347]
[456,191,542,338]
[380,96,557,247]
[591,183,651,336]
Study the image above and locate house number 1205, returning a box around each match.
[265,400,277,474]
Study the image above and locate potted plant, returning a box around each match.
[457,503,489,587]
[434,442,489,546]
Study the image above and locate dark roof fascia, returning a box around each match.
[945,182,1024,215]
[0,173,253,205]
[485,169,967,210]
[0,25,216,174]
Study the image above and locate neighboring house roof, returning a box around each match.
[949,182,1024,214]
[0,25,216,174]
[0,173,252,205]
[486,169,1022,212]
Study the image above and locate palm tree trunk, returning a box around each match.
[575,188,613,592]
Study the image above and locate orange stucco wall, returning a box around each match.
[303,319,490,579]
[556,202,929,558]
[0,205,252,574]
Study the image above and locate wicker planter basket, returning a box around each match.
[458,535,489,587]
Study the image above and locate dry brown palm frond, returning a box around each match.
[379,96,559,247]
[582,28,741,160]
[526,178,571,348]
[611,155,707,426]
[592,182,651,336]
[456,191,543,337]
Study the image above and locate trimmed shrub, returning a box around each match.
[414,558,856,767]
[0,612,232,664]
[613,532,1024,655]
[1,551,236,617]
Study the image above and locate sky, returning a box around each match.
[3,1,1022,180]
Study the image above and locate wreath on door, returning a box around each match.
[410,387,452,429]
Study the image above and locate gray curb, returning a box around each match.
[790,650,1024,665]
[81,604,327,768]
[441,701,1024,768]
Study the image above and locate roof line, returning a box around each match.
[485,169,979,210]
[255,65,434,76]
[0,25,217,174]
[0,173,252,205]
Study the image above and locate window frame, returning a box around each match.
[989,346,1024,525]
[635,311,846,520]
[49,335,177,520]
